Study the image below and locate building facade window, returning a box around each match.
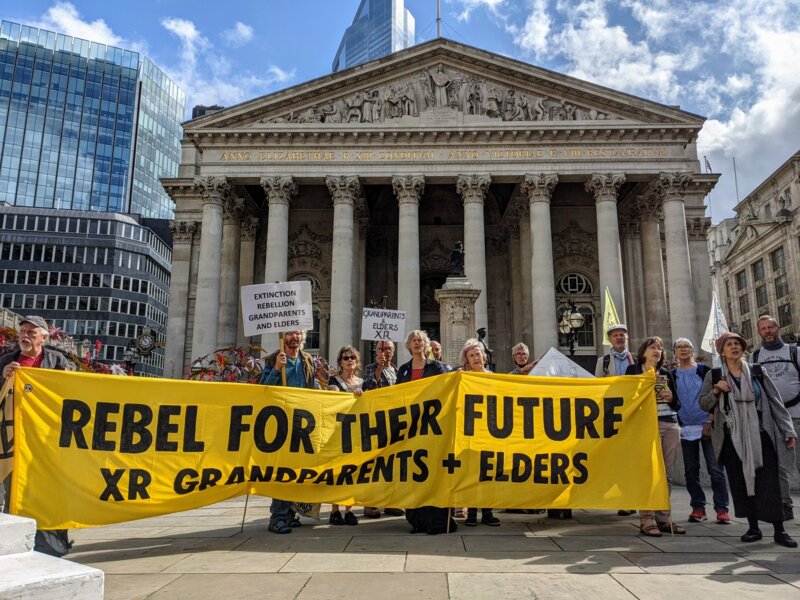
[775,274,789,299]
[751,259,765,282]
[736,270,747,290]
[739,294,750,316]
[771,247,785,271]
[741,319,752,340]
[778,303,793,326]
[756,285,768,310]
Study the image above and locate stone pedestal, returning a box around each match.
[435,277,481,368]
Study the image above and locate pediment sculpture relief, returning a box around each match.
[552,220,598,261]
[263,64,620,125]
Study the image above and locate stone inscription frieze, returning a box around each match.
[262,64,621,125]
[217,146,669,163]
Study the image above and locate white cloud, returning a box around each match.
[37,1,123,46]
[451,0,508,22]
[160,16,295,112]
[221,22,254,47]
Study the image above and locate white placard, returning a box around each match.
[241,281,314,337]
[360,308,406,342]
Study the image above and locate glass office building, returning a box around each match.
[0,21,185,219]
[332,0,415,72]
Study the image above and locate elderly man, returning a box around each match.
[594,323,637,517]
[430,340,452,371]
[360,340,404,518]
[752,315,800,521]
[1,315,69,556]
[258,330,319,533]
[509,342,537,375]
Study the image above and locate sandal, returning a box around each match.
[658,521,686,535]
[268,519,292,534]
[639,524,662,537]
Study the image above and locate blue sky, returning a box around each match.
[5,0,800,220]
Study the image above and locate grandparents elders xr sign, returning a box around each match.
[240,281,314,336]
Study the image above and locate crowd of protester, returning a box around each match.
[2,314,799,552]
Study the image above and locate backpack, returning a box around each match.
[602,352,635,376]
[751,345,800,408]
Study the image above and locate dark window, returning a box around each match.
[741,319,752,340]
[778,303,793,326]
[752,259,765,281]
[772,247,785,271]
[775,275,789,299]
[736,270,747,290]
[756,285,768,309]
[739,295,750,315]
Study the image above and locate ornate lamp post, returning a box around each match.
[558,299,585,357]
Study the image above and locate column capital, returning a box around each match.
[585,173,626,203]
[325,175,362,206]
[687,216,712,240]
[169,220,198,243]
[657,172,694,202]
[193,176,231,206]
[240,218,258,242]
[222,197,246,224]
[636,191,663,221]
[456,174,491,205]
[521,173,558,204]
[260,176,298,206]
[618,214,641,237]
[392,175,425,205]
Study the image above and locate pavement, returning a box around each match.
[66,487,800,600]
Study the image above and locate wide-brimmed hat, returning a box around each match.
[715,331,748,354]
[606,323,628,335]
[20,315,49,331]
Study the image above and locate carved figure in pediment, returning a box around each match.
[345,92,363,122]
[385,84,402,119]
[370,90,383,122]
[361,92,374,123]
[431,64,451,107]
[401,82,418,116]
[503,90,518,121]
[318,101,342,123]
[484,87,502,118]
[417,74,434,109]
[467,82,482,115]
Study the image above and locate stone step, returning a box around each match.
[0,513,35,556]
[0,552,103,599]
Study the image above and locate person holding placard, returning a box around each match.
[327,345,363,526]
[258,330,320,534]
[625,336,684,537]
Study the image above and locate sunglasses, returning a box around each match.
[341,355,357,361]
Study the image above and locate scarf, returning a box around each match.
[722,361,762,495]
[763,339,784,351]
[610,348,631,375]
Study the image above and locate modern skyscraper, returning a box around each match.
[0,20,185,219]
[0,21,185,375]
[332,0,415,72]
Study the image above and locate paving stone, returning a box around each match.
[448,572,637,600]
[298,573,448,599]
[102,574,181,600]
[281,551,406,573]
[634,534,743,553]
[344,534,465,553]
[772,574,800,588]
[69,526,170,540]
[620,552,771,574]
[612,573,800,598]
[149,573,311,599]
[552,535,661,552]
[163,550,292,573]
[236,534,349,553]
[528,522,641,536]
[462,534,561,552]
[405,551,642,573]
[742,552,800,574]
[81,552,190,574]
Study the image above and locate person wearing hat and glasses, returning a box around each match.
[594,323,637,516]
[1,315,69,556]
[700,331,798,547]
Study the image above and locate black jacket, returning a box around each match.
[396,358,448,384]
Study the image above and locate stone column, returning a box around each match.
[326,175,361,363]
[356,213,369,359]
[435,278,481,367]
[586,173,627,323]
[659,172,697,343]
[236,218,258,347]
[686,210,713,346]
[190,176,230,361]
[619,215,646,346]
[518,205,533,348]
[457,174,491,337]
[392,175,425,365]
[522,173,559,357]
[165,221,197,378]
[507,218,523,345]
[638,193,671,341]
[217,196,245,348]
[260,176,298,351]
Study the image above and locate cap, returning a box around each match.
[715,331,748,354]
[20,315,49,331]
[606,323,628,335]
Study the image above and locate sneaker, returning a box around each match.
[344,511,359,526]
[329,510,344,525]
[481,513,501,526]
[688,508,707,522]
[715,511,731,524]
[774,531,798,548]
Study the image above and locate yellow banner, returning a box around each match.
[11,368,668,529]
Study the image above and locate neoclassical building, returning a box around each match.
[161,39,716,377]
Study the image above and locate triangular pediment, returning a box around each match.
[185,39,704,133]
[723,221,781,261]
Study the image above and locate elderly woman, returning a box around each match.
[625,336,685,537]
[397,330,451,533]
[672,338,730,524]
[327,345,363,526]
[700,332,798,547]
[459,338,500,527]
